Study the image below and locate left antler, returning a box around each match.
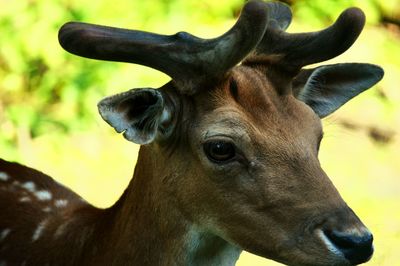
[58,0,270,94]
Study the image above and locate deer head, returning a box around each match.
[59,1,383,265]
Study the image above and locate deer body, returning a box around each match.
[0,1,384,265]
[0,150,240,266]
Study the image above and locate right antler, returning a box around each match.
[58,1,270,95]
[245,2,366,73]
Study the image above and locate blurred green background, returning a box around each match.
[0,0,399,265]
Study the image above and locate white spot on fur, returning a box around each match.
[35,190,52,201]
[22,181,36,192]
[0,172,9,181]
[19,196,31,202]
[54,199,68,208]
[42,207,52,212]
[54,221,70,238]
[32,220,48,242]
[0,229,11,241]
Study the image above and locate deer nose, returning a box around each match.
[324,229,373,265]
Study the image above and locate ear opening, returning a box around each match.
[293,63,384,118]
[98,88,172,144]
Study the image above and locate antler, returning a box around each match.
[58,1,269,95]
[245,2,366,72]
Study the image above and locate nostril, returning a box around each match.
[326,230,373,249]
[324,230,374,265]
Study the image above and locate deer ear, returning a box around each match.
[293,63,384,118]
[97,88,172,144]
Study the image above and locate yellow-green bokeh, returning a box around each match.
[1,0,399,265]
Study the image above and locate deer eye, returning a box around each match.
[204,140,236,163]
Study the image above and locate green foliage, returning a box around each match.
[0,0,244,159]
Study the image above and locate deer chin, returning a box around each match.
[239,237,353,266]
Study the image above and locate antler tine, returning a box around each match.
[58,0,269,95]
[264,1,292,31]
[246,3,365,72]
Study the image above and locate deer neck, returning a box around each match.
[101,146,241,265]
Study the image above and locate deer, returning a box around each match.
[0,1,384,265]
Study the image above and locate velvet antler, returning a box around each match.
[58,0,270,95]
[245,2,366,72]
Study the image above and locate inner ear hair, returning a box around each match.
[98,88,172,145]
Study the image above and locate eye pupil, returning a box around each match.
[204,141,236,162]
